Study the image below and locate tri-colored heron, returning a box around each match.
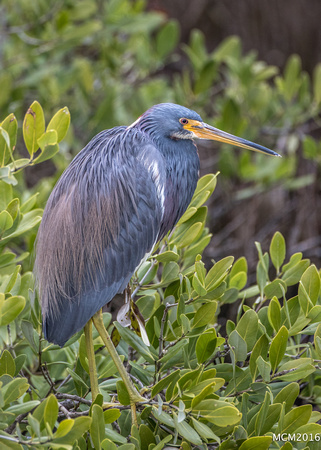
[35,103,279,419]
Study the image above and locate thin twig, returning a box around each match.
[59,403,71,419]
[57,374,71,391]
[41,363,56,393]
[5,412,29,434]
[129,373,145,389]
[55,393,92,406]
[163,334,186,352]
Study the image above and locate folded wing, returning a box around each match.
[35,128,165,346]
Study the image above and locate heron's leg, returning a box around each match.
[92,309,145,424]
[84,320,99,400]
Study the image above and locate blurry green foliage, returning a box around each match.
[1,0,321,199]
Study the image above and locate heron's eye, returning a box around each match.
[179,118,189,125]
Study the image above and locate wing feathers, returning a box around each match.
[35,129,165,346]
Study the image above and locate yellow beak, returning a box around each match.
[184,120,280,157]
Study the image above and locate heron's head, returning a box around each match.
[131,103,280,157]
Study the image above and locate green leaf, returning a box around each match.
[191,417,220,443]
[0,113,17,166]
[195,328,217,364]
[0,296,26,326]
[268,296,281,331]
[6,198,19,221]
[103,408,121,424]
[156,20,179,58]
[239,436,272,450]
[282,259,310,286]
[20,192,39,213]
[228,330,247,362]
[298,265,320,314]
[256,356,271,382]
[236,309,258,351]
[152,406,175,427]
[229,271,247,290]
[295,423,321,442]
[0,436,23,449]
[173,414,202,445]
[190,173,218,208]
[175,222,203,248]
[274,382,300,413]
[193,301,217,328]
[264,279,287,299]
[2,378,29,404]
[214,35,241,61]
[152,435,172,450]
[33,396,51,431]
[90,404,105,449]
[0,350,15,377]
[0,210,13,233]
[53,419,74,439]
[269,325,288,374]
[114,322,156,363]
[21,320,38,353]
[44,394,58,430]
[230,257,247,278]
[66,367,89,390]
[52,416,92,445]
[139,423,155,449]
[22,101,45,157]
[259,403,282,435]
[0,181,12,210]
[192,273,207,297]
[195,60,217,94]
[0,252,16,268]
[0,209,42,244]
[28,413,41,438]
[254,391,270,435]
[160,339,189,368]
[192,399,242,426]
[6,400,40,415]
[275,358,315,381]
[191,382,217,408]
[158,261,180,285]
[0,128,12,163]
[282,54,302,101]
[101,439,117,450]
[155,250,179,263]
[270,231,286,272]
[177,207,197,224]
[116,380,130,406]
[205,256,234,291]
[33,143,59,164]
[151,369,180,398]
[37,129,58,150]
[249,334,269,381]
[4,265,20,293]
[47,106,71,142]
[280,404,312,434]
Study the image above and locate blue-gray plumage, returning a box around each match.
[35,103,279,347]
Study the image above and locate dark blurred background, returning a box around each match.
[1,0,320,278]
[150,0,321,73]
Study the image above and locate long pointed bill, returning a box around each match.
[185,120,281,157]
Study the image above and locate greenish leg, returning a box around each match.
[92,309,145,425]
[84,320,99,401]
